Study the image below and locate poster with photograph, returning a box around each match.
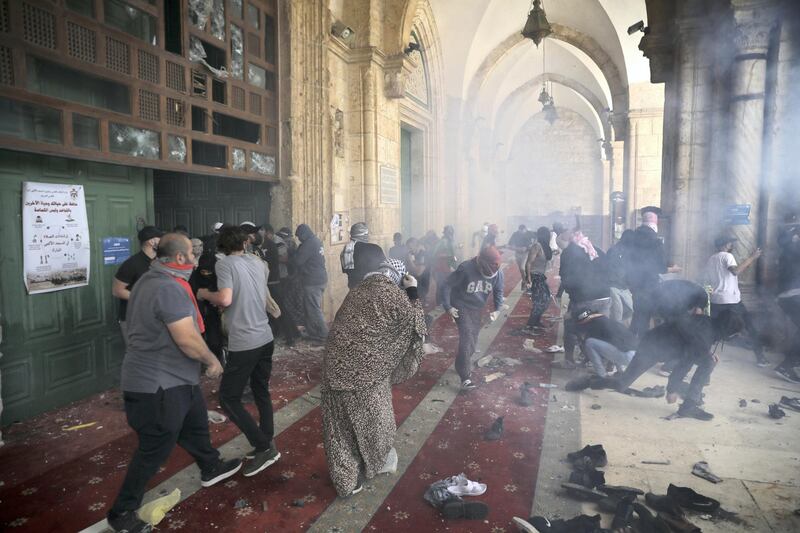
[22,182,91,294]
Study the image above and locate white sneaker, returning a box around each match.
[446,475,487,496]
[461,379,477,391]
[513,516,543,532]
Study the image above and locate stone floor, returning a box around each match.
[534,312,800,532]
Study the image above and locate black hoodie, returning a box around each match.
[293,224,328,286]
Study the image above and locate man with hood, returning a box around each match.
[434,225,458,306]
[340,222,369,289]
[481,224,500,249]
[442,246,505,390]
[321,243,426,497]
[293,224,329,342]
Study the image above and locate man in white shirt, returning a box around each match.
[704,236,765,366]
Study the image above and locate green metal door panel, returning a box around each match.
[0,150,152,423]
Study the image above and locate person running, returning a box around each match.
[321,243,426,496]
[703,235,766,366]
[442,246,505,390]
[198,226,281,477]
[523,227,553,333]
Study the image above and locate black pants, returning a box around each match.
[711,302,764,359]
[219,342,275,451]
[269,283,300,343]
[630,287,657,336]
[455,307,483,381]
[109,385,220,517]
[778,295,800,371]
[200,302,224,359]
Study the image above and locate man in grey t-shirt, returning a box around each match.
[199,226,281,478]
[108,233,241,533]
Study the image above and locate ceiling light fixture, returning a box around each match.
[522,0,552,47]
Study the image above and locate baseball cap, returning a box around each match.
[138,225,163,243]
[240,221,260,234]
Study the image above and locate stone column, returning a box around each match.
[727,4,775,284]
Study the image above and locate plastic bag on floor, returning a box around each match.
[424,479,461,509]
[138,488,181,526]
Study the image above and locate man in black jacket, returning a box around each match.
[293,224,329,342]
[576,310,637,377]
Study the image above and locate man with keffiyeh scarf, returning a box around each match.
[107,234,241,533]
[321,243,426,497]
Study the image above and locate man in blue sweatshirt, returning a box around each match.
[293,224,329,342]
[442,246,505,390]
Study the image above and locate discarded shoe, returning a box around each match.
[768,403,786,419]
[446,474,487,497]
[568,468,605,489]
[779,396,800,412]
[484,417,504,441]
[461,379,477,391]
[691,461,722,483]
[567,444,608,468]
[560,482,608,501]
[441,500,489,520]
[658,511,701,533]
[598,484,644,498]
[611,496,635,530]
[512,516,541,532]
[667,483,720,513]
[519,383,535,406]
[632,503,672,533]
[775,367,800,384]
[677,403,714,421]
[644,492,685,517]
[545,345,565,353]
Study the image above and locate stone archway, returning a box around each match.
[465,23,629,139]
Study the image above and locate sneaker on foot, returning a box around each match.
[461,379,477,391]
[201,458,242,487]
[775,367,800,384]
[756,357,770,367]
[243,447,281,477]
[107,511,152,533]
[676,403,714,421]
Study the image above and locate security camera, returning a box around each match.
[331,21,354,40]
[627,20,647,35]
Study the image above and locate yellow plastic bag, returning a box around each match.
[137,488,181,526]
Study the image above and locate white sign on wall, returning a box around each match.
[22,182,91,294]
[379,165,400,206]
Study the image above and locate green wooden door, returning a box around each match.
[0,149,153,423]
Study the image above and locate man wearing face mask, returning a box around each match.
[442,246,505,390]
[340,222,370,289]
[112,225,163,345]
[107,233,240,533]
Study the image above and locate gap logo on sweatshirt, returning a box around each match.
[466,280,494,295]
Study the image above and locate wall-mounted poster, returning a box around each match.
[22,182,91,294]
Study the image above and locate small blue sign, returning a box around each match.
[724,204,751,226]
[103,237,131,265]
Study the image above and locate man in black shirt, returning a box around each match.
[112,226,162,344]
[576,310,637,376]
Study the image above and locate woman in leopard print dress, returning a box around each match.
[321,243,427,497]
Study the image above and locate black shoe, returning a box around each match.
[561,514,603,533]
[632,503,672,533]
[201,458,243,487]
[243,446,281,477]
[775,367,800,384]
[567,444,608,468]
[780,396,800,412]
[441,500,489,520]
[611,496,635,530]
[568,468,605,489]
[677,403,714,421]
[598,484,644,499]
[107,511,152,533]
[667,483,720,513]
[560,482,608,501]
[484,417,504,441]
[644,493,685,517]
[519,384,535,406]
[769,403,786,419]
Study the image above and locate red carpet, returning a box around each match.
[363,282,556,532]
[0,261,548,532]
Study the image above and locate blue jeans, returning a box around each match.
[583,337,635,377]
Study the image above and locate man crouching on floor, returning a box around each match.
[442,245,505,391]
[610,280,718,421]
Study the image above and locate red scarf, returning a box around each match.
[162,262,206,334]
